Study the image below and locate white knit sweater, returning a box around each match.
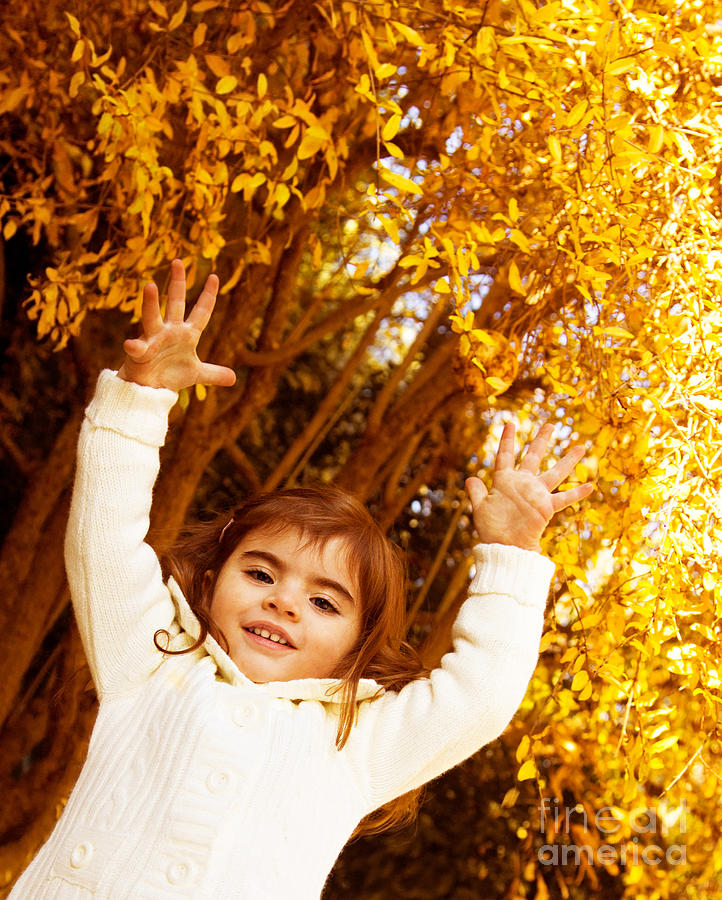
[10,370,554,900]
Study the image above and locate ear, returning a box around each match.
[202,569,215,602]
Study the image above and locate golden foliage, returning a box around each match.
[2,0,721,895]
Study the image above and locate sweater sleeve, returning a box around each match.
[64,369,180,696]
[344,543,553,812]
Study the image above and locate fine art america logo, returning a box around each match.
[538,798,687,867]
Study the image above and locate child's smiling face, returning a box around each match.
[209,527,363,683]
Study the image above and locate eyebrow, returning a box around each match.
[239,550,356,607]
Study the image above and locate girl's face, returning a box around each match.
[209,526,363,682]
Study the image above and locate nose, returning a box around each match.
[262,587,301,620]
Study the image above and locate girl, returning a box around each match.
[10,261,593,899]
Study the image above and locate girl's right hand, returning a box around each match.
[117,258,237,391]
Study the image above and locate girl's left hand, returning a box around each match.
[465,423,594,553]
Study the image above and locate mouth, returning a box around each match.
[242,624,296,650]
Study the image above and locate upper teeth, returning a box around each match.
[250,627,288,645]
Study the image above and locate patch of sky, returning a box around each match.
[455,273,493,318]
[402,105,422,129]
[445,126,464,154]
[583,301,599,325]
[369,291,436,365]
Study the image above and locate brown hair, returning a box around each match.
[160,484,429,836]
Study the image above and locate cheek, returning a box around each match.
[338,618,363,655]
[207,578,235,621]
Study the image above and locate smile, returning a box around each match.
[243,626,295,650]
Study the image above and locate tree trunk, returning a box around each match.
[0,407,83,729]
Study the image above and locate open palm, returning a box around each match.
[118,259,236,392]
[465,423,593,552]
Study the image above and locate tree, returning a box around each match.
[1,0,721,896]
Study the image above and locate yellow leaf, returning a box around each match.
[471,328,499,347]
[486,376,509,393]
[71,39,85,63]
[376,63,397,79]
[510,229,531,253]
[205,53,229,77]
[281,157,299,180]
[192,0,219,9]
[571,670,589,692]
[652,735,679,754]
[382,114,401,142]
[216,75,238,95]
[566,99,588,128]
[577,681,593,701]
[98,111,113,136]
[602,326,634,340]
[168,0,187,30]
[297,126,329,159]
[195,383,207,401]
[360,28,381,72]
[539,631,555,652]
[379,165,422,195]
[647,124,664,154]
[391,20,428,49]
[435,277,451,293]
[548,134,562,163]
[508,260,526,295]
[377,215,399,244]
[69,71,85,99]
[383,141,404,160]
[148,0,168,18]
[257,73,268,99]
[517,759,537,781]
[0,85,28,115]
[607,57,635,76]
[230,172,266,198]
[516,735,531,763]
[65,11,81,36]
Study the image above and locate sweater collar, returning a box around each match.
[167,578,384,703]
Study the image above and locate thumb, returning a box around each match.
[198,363,237,387]
[464,476,488,510]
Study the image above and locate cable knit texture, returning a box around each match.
[10,370,555,900]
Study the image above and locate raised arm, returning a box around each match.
[66,261,235,696]
[344,425,593,811]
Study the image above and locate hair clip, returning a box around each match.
[219,518,234,544]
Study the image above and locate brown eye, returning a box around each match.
[247,568,273,584]
[312,596,338,614]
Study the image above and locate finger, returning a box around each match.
[465,475,488,508]
[197,362,237,387]
[551,481,594,513]
[186,274,220,333]
[494,423,517,471]
[140,282,163,337]
[122,336,150,361]
[540,444,586,492]
[165,258,187,323]
[519,422,555,474]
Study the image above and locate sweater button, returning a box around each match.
[232,702,257,726]
[70,841,94,869]
[206,769,232,793]
[166,861,191,885]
